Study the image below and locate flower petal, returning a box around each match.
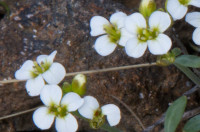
[110,12,127,28]
[42,62,66,84]
[185,12,200,27]
[15,60,34,80]
[125,37,148,58]
[78,96,99,120]
[118,28,134,47]
[125,13,146,34]
[192,28,200,45]
[94,35,117,56]
[61,92,84,112]
[55,113,78,132]
[148,34,172,55]
[37,50,57,65]
[167,0,188,20]
[188,0,200,7]
[101,104,121,126]
[149,11,171,32]
[40,84,62,106]
[90,16,109,36]
[25,75,45,96]
[33,107,55,130]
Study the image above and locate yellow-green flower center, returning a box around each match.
[178,0,191,6]
[137,27,159,42]
[90,108,105,129]
[103,23,121,44]
[48,104,68,118]
[30,60,51,78]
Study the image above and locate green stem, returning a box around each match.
[101,124,123,132]
[174,63,200,86]
[72,111,123,132]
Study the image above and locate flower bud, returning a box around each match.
[62,82,72,95]
[71,74,87,96]
[156,48,181,66]
[139,0,156,18]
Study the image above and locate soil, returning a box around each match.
[0,0,200,132]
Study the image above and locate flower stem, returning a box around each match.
[0,106,41,120]
[101,124,122,132]
[174,63,200,86]
[0,62,157,85]
[111,95,145,130]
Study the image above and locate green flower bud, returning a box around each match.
[62,82,72,95]
[71,74,87,96]
[156,48,181,66]
[139,0,156,18]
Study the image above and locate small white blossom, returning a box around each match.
[33,85,84,132]
[78,96,121,127]
[186,12,200,45]
[167,0,200,20]
[124,11,172,58]
[15,51,66,96]
[90,12,133,56]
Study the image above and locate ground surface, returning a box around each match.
[0,0,200,132]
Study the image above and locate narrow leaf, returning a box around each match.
[175,55,200,68]
[172,48,181,57]
[183,114,200,132]
[164,96,187,132]
[174,63,200,86]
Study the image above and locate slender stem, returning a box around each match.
[0,106,41,120]
[101,124,122,132]
[0,62,157,85]
[174,63,200,86]
[111,95,145,130]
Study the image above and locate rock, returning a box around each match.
[0,0,196,131]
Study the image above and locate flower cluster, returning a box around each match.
[166,0,200,20]
[166,0,200,45]
[15,51,66,96]
[90,0,200,58]
[15,51,121,132]
[90,9,172,58]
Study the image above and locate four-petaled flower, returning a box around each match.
[78,96,121,128]
[186,12,200,45]
[167,0,200,20]
[33,85,84,132]
[124,11,172,58]
[90,12,133,56]
[15,51,66,96]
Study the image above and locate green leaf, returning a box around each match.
[183,115,200,132]
[164,96,187,132]
[62,82,72,95]
[174,63,200,86]
[172,48,181,57]
[175,55,200,68]
[71,74,87,96]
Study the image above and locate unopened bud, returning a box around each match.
[139,0,156,18]
[71,74,87,96]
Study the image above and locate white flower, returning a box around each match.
[78,96,121,127]
[15,51,66,96]
[33,85,84,132]
[167,0,200,20]
[90,12,133,56]
[186,12,200,45]
[124,11,172,58]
